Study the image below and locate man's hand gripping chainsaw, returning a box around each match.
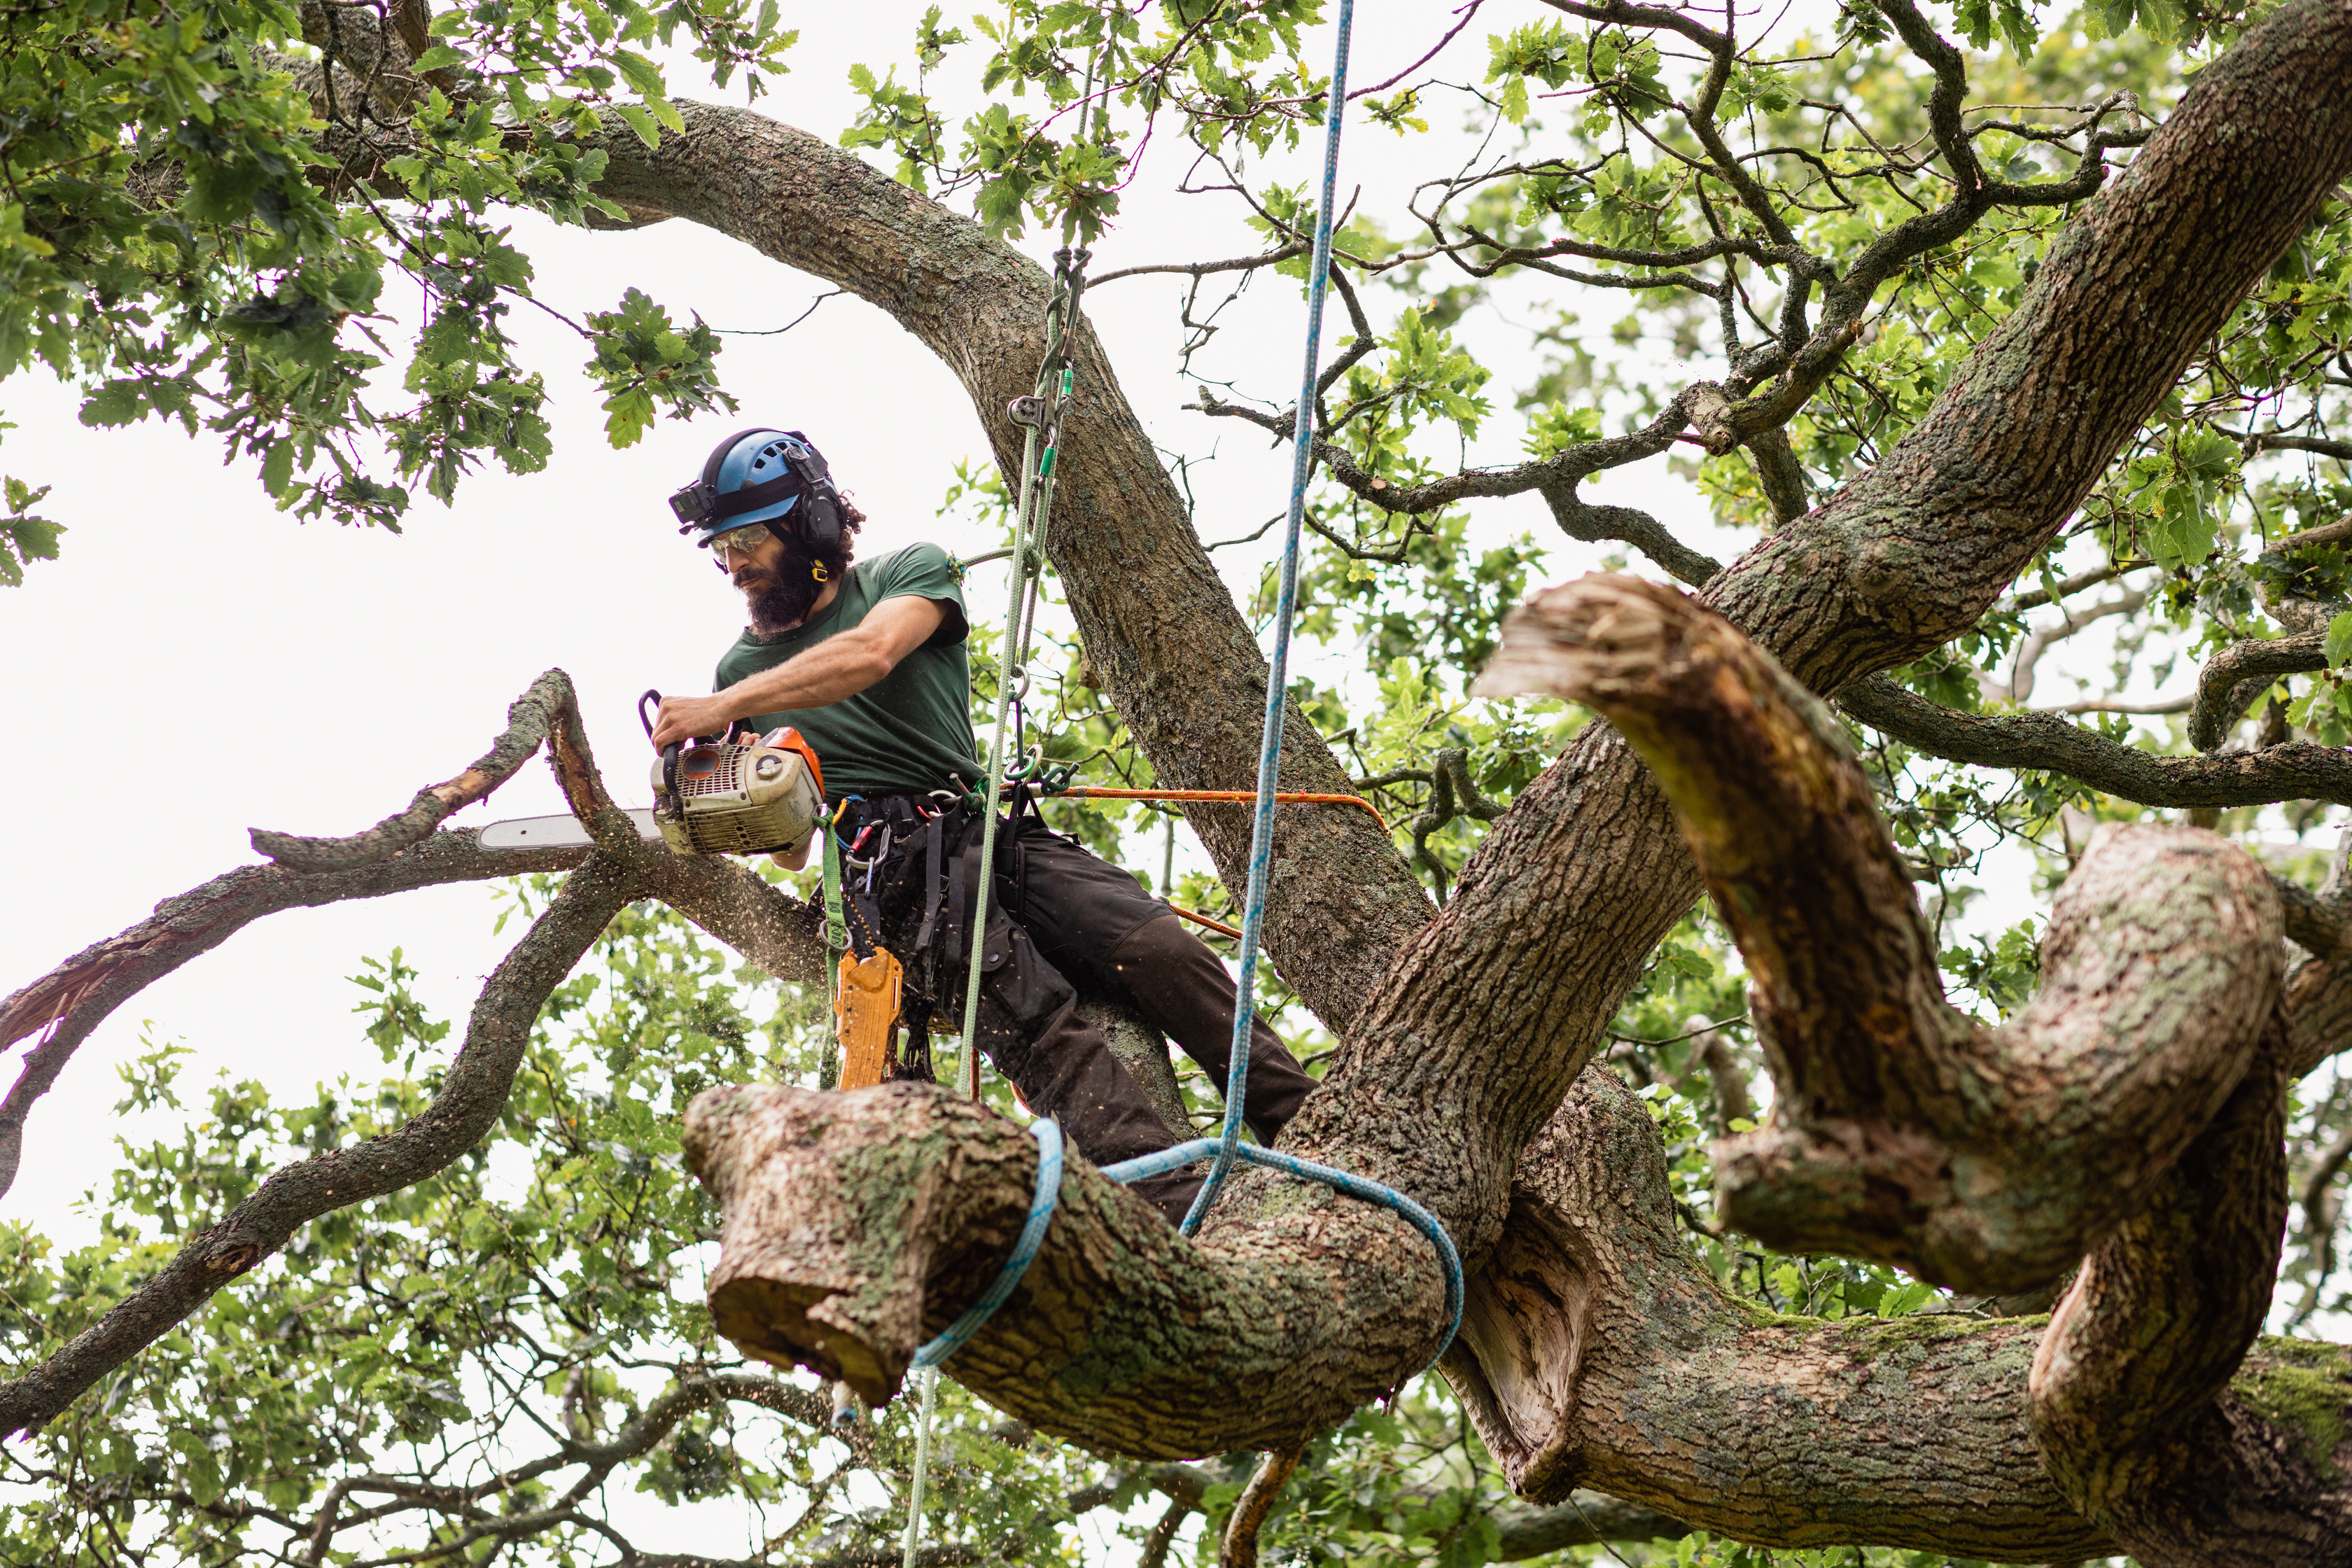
[476,690,825,858]
[477,694,897,1090]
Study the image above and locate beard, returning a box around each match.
[739,547,824,635]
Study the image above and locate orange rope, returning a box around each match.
[1165,902,1242,939]
[1051,786,1390,833]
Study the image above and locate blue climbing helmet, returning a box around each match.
[667,428,848,555]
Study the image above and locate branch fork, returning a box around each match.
[1480,575,2284,1295]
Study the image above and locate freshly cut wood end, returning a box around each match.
[1473,574,1692,704]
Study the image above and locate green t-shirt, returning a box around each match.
[713,542,983,802]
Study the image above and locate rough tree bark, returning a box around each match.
[1481,575,2283,1295]
[1477,573,2334,1562]
[672,0,2352,1555]
[12,0,2352,1553]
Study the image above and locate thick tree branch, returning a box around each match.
[1481,575,2283,1294]
[681,1083,1447,1457]
[606,0,2352,1508]
[2026,1009,2329,1564]
[0,829,589,1202]
[2251,432,2352,463]
[1539,482,1726,589]
[250,668,620,872]
[1446,1068,2119,1559]
[643,853,827,989]
[1840,671,2352,808]
[2190,629,2328,751]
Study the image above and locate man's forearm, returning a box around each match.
[650,594,946,752]
[719,634,895,722]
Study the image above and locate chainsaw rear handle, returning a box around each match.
[640,690,682,808]
[643,688,736,808]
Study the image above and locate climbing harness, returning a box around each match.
[900,10,1463,1559]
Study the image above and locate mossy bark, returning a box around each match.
[629,0,2352,1554]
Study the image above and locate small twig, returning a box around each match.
[712,289,845,335]
[1204,512,1285,551]
[1609,1014,1751,1050]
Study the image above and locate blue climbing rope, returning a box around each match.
[911,1118,1065,1371]
[1182,0,1357,1238]
[899,25,1457,1557]
[1150,0,1461,1364]
[899,1118,1062,1568]
[1102,1139,1463,1370]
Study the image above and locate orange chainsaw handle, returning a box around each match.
[755,724,827,799]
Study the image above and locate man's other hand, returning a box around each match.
[651,693,734,750]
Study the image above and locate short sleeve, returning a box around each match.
[878,542,970,646]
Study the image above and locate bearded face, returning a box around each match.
[736,540,825,634]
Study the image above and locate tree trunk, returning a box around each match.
[645,0,2352,1550]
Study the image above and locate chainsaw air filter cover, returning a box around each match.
[651,741,824,856]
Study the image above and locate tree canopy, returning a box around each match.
[5,0,2352,1563]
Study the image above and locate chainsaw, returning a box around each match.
[477,690,826,857]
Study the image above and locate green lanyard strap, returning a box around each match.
[818,806,848,1091]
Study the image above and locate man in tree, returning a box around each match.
[647,426,1315,1222]
[16,0,2352,1558]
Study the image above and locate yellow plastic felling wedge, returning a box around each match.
[833,949,904,1091]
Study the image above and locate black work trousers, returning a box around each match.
[855,804,1316,1222]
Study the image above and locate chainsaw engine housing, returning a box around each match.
[651,741,823,856]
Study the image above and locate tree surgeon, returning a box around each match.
[647,426,1313,1221]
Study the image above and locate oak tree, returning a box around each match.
[6,0,2352,1562]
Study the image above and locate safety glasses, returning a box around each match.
[708,523,774,565]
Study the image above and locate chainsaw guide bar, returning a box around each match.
[476,808,664,850]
